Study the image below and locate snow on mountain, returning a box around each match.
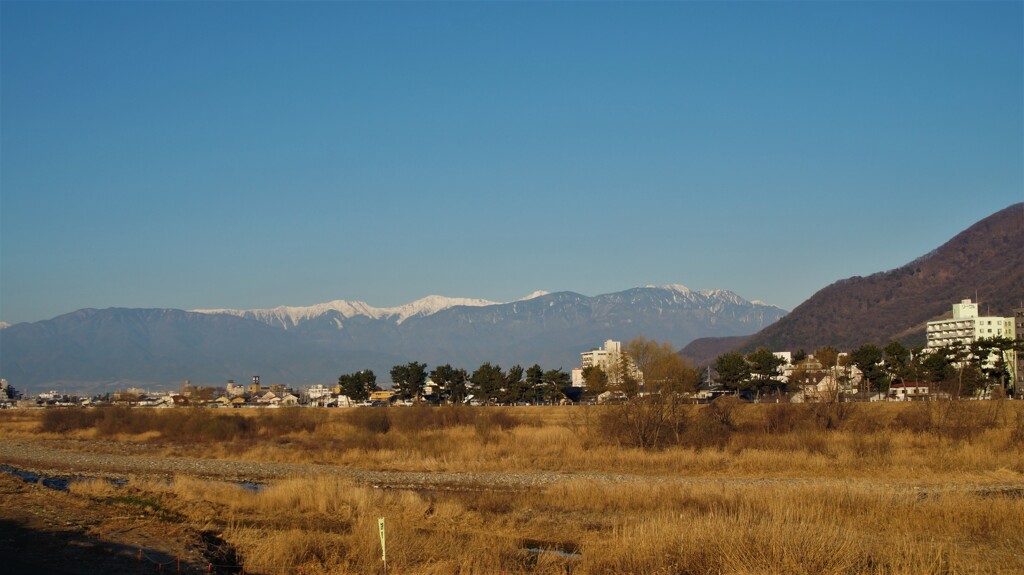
[648,283,693,295]
[385,295,500,324]
[193,295,499,329]
[517,291,550,301]
[192,300,383,329]
[642,284,778,308]
[0,322,9,329]
[192,286,779,331]
[698,289,746,305]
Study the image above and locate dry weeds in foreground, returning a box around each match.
[68,471,1024,574]
[8,401,1024,573]
[21,401,1024,478]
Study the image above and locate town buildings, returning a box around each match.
[1015,307,1024,392]
[926,299,1018,393]
[926,299,1013,350]
[576,339,643,388]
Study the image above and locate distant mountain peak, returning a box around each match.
[638,284,776,308]
[192,295,500,328]
[386,295,500,324]
[517,290,550,301]
[153,285,785,333]
[646,283,693,294]
[638,285,765,308]
[192,300,381,329]
[2,284,788,390]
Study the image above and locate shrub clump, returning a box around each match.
[383,405,521,435]
[890,401,1004,442]
[389,404,479,433]
[39,406,326,442]
[1005,411,1024,451]
[685,397,741,451]
[597,398,688,449]
[39,408,104,434]
[346,407,393,434]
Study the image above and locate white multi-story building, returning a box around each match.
[581,339,621,370]
[570,368,585,388]
[580,339,643,387]
[1015,307,1024,394]
[225,380,247,397]
[307,384,332,400]
[926,299,1013,350]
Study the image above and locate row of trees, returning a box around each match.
[907,337,1019,397]
[337,335,1018,405]
[337,362,573,405]
[714,337,1021,399]
[714,348,788,397]
[337,337,703,404]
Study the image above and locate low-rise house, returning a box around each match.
[369,390,397,405]
[888,383,930,401]
[794,372,844,403]
[597,390,627,404]
[153,396,176,408]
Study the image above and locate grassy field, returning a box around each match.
[4,400,1024,574]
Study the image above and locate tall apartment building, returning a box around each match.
[580,339,643,386]
[1014,307,1024,395]
[927,299,1018,394]
[925,299,1013,350]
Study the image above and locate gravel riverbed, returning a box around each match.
[0,438,630,490]
[3,438,1022,498]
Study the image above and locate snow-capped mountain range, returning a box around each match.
[0,285,786,389]
[193,294,508,329]
[192,286,765,330]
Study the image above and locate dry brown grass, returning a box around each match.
[8,401,1024,573]
[8,402,1024,480]
[68,471,1024,574]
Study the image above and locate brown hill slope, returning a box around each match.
[682,203,1024,363]
[679,335,752,366]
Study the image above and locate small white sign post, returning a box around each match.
[378,517,387,575]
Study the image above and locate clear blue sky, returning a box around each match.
[2,1,1021,325]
